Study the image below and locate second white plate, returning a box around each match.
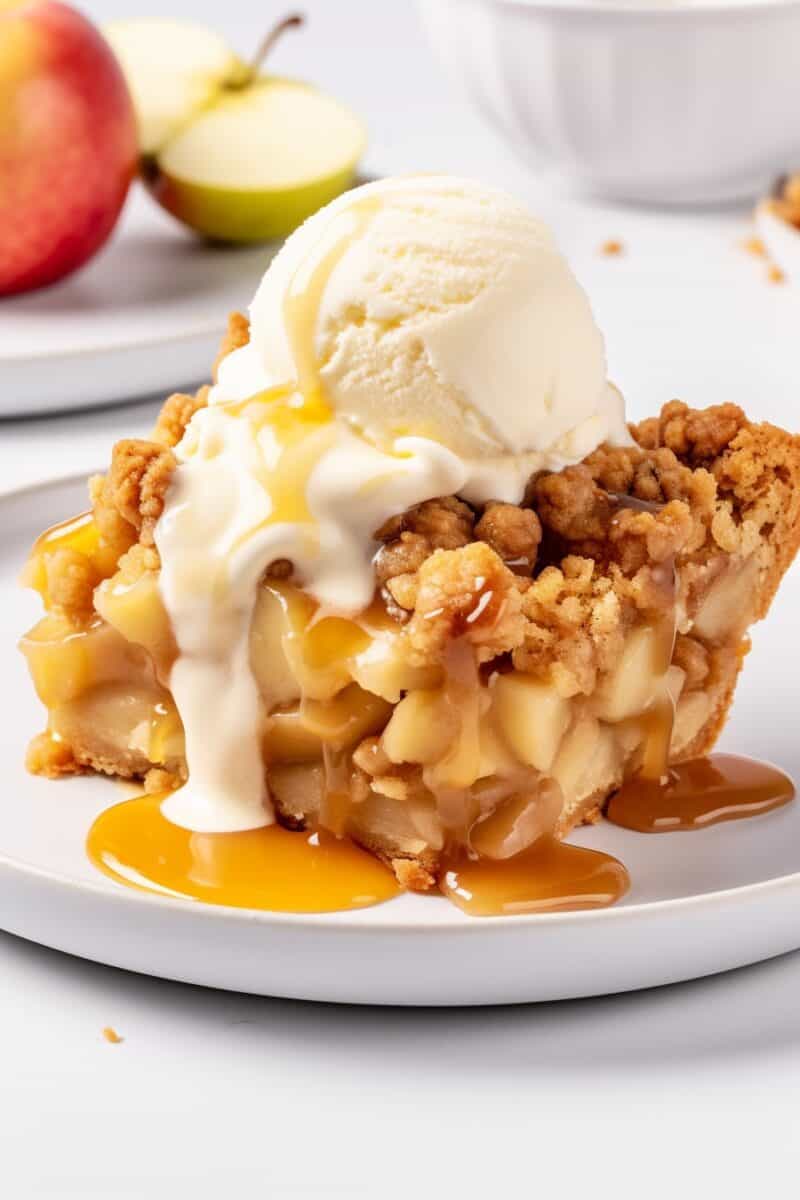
[1,475,799,1005]
[0,188,277,418]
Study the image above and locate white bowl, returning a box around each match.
[419,0,800,203]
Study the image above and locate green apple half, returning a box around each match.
[104,18,366,243]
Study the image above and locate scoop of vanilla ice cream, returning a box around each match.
[214,175,629,502]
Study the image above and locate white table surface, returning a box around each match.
[3,2,800,1196]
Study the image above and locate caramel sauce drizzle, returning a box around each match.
[607,754,795,833]
[320,743,354,838]
[30,509,97,558]
[283,196,381,411]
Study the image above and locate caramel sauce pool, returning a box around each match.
[607,753,795,833]
[86,752,795,917]
[441,838,629,917]
[87,793,401,913]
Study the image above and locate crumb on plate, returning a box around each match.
[741,235,766,258]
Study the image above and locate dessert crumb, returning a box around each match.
[741,235,766,258]
[767,263,786,284]
[102,1026,124,1044]
[600,239,624,257]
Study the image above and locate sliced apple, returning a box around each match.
[105,16,366,243]
[492,673,571,773]
[104,19,240,155]
[151,80,365,242]
[382,689,458,767]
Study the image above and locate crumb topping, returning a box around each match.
[103,439,176,548]
[43,548,100,618]
[152,387,209,449]
[404,542,525,666]
[474,501,541,573]
[212,310,250,379]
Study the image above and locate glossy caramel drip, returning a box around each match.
[607,754,795,833]
[218,205,386,600]
[23,511,99,605]
[320,743,353,837]
[638,594,678,781]
[226,391,335,564]
[283,195,381,410]
[639,693,676,782]
[87,793,401,912]
[30,509,97,557]
[441,837,630,917]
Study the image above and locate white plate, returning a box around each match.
[0,188,277,419]
[1,475,799,1006]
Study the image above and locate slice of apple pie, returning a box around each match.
[19,177,800,902]
[21,322,800,890]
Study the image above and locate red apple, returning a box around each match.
[0,1,138,296]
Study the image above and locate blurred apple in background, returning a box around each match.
[0,1,138,297]
[105,14,366,244]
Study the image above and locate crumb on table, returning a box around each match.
[740,229,786,284]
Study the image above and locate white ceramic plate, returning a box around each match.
[1,475,799,1006]
[0,188,277,419]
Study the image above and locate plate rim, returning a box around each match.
[0,316,226,364]
[4,471,800,936]
[3,809,800,935]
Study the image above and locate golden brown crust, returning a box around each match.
[390,858,437,892]
[25,732,80,779]
[712,420,800,617]
[674,641,748,764]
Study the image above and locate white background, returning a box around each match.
[3,1,800,1196]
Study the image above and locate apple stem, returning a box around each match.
[241,12,305,82]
